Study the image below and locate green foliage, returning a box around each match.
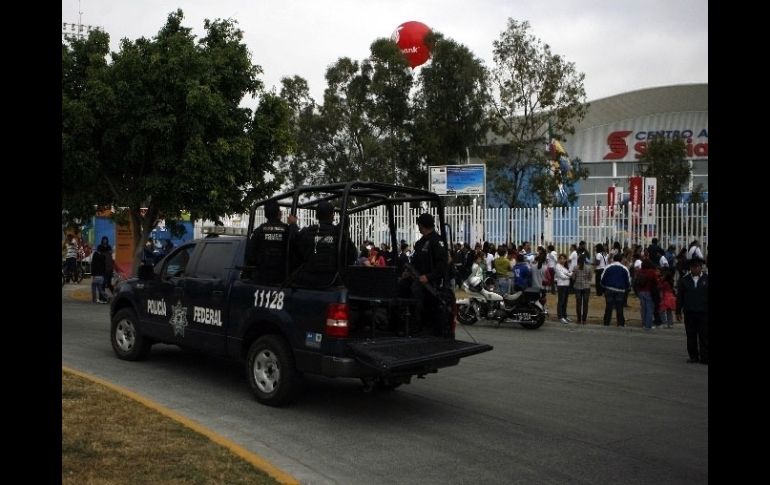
[286,31,489,192]
[413,32,490,183]
[487,19,588,207]
[638,137,690,204]
[62,10,284,271]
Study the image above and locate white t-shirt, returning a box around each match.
[595,252,608,270]
[569,250,578,270]
[633,258,642,269]
[687,246,704,260]
[659,254,669,267]
[485,252,495,272]
[547,251,557,268]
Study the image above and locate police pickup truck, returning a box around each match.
[109,181,492,406]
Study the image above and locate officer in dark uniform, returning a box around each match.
[292,200,357,288]
[409,213,450,336]
[244,200,297,285]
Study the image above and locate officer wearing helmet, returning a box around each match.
[244,200,298,285]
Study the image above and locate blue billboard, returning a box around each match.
[429,164,486,195]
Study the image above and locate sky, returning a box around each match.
[62,0,708,111]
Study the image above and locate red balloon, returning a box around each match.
[391,21,432,69]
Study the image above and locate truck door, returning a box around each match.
[180,239,238,355]
[141,243,196,341]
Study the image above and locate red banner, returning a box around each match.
[629,177,643,211]
[607,187,616,216]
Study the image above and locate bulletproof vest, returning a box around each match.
[412,232,437,275]
[254,222,289,270]
[300,223,338,275]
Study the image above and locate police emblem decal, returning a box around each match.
[169,299,189,337]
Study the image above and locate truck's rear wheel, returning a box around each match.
[111,308,151,361]
[247,335,301,406]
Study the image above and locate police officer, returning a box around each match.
[292,200,356,288]
[409,213,449,336]
[244,200,297,285]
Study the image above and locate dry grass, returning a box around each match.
[62,371,279,485]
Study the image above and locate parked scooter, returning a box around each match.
[456,276,545,329]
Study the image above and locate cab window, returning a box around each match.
[163,245,196,278]
[191,242,235,280]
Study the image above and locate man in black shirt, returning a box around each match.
[292,201,357,288]
[408,213,450,336]
[677,258,708,364]
[244,200,298,285]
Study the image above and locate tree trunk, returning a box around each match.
[129,205,160,276]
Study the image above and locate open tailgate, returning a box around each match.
[347,337,493,374]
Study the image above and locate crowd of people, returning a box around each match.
[446,236,707,364]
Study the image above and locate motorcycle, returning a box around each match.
[456,276,546,330]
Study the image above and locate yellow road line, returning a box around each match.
[62,366,300,485]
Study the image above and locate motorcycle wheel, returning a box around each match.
[519,305,545,330]
[457,304,478,325]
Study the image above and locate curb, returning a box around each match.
[62,366,300,485]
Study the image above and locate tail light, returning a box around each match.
[325,303,350,338]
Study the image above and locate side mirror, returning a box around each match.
[138,264,155,281]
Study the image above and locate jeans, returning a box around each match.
[557,285,570,319]
[594,269,604,296]
[91,275,107,302]
[496,277,511,295]
[603,290,625,326]
[638,291,654,329]
[574,288,589,322]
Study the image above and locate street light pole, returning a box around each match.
[62,0,103,42]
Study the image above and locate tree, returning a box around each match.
[310,39,417,186]
[638,137,690,204]
[62,10,278,273]
[277,76,318,188]
[486,19,588,207]
[413,32,490,189]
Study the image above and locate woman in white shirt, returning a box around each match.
[594,243,608,296]
[555,254,573,324]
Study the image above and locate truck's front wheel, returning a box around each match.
[111,308,151,361]
[247,335,301,406]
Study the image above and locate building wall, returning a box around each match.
[563,85,708,206]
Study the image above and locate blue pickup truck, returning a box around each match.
[109,182,492,406]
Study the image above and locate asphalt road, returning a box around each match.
[62,294,708,485]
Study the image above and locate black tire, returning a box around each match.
[111,308,152,361]
[247,335,302,406]
[519,306,545,330]
[457,304,478,325]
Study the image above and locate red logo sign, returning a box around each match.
[603,131,632,160]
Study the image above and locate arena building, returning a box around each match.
[565,83,708,206]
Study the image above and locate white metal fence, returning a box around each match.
[198,202,708,256]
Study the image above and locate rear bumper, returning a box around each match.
[320,355,373,377]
